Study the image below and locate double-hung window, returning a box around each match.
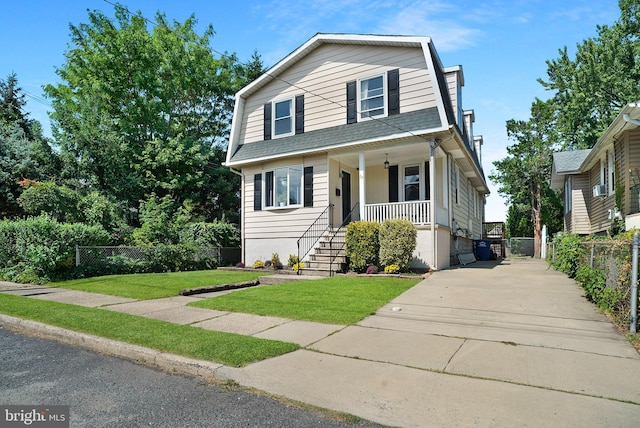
[264,166,302,208]
[359,75,385,120]
[273,99,293,137]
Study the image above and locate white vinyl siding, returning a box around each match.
[244,155,328,240]
[238,45,436,144]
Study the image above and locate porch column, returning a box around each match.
[359,151,366,220]
[429,140,437,270]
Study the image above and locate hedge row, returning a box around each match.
[0,215,219,283]
[0,215,110,283]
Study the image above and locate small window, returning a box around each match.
[564,176,572,214]
[404,165,420,201]
[273,99,293,137]
[264,166,302,208]
[359,75,385,120]
[608,150,615,195]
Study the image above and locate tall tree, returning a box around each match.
[490,99,559,257]
[0,72,33,139]
[0,74,59,218]
[539,0,640,149]
[45,6,263,219]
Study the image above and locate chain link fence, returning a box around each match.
[548,239,633,327]
[75,246,241,268]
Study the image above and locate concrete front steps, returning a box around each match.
[298,229,348,276]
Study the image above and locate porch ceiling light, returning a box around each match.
[384,153,389,169]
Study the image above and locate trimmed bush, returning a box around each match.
[345,221,380,273]
[379,219,417,272]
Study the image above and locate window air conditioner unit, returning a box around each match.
[593,184,606,197]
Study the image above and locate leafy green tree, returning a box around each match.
[539,0,640,149]
[19,181,80,222]
[45,6,263,219]
[490,99,559,257]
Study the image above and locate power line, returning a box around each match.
[101,0,434,143]
[23,90,51,108]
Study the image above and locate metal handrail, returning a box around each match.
[297,204,334,274]
[328,202,360,276]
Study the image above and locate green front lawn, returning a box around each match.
[0,293,297,367]
[48,270,268,300]
[189,276,419,325]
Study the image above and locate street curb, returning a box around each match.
[0,314,230,380]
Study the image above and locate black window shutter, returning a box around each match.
[263,103,272,141]
[387,69,400,116]
[346,81,357,124]
[304,166,313,207]
[254,174,262,211]
[424,161,431,200]
[295,95,304,135]
[389,165,399,203]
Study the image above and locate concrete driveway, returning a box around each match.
[222,258,640,427]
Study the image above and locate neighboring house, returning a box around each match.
[225,33,489,271]
[551,102,640,234]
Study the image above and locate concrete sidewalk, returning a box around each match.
[1,259,640,427]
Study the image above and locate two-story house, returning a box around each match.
[225,33,489,272]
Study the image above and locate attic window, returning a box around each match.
[273,99,293,137]
[359,75,386,120]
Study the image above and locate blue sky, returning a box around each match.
[1,0,623,223]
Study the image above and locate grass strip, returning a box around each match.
[48,270,269,300]
[189,276,419,325]
[0,294,298,367]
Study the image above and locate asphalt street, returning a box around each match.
[0,328,384,428]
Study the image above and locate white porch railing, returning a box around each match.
[364,201,431,225]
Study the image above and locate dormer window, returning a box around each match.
[359,75,385,120]
[273,98,293,137]
[263,95,304,140]
[346,69,399,124]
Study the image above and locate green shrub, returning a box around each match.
[253,260,264,269]
[345,221,380,273]
[288,254,300,267]
[575,265,606,302]
[292,262,305,271]
[0,215,110,282]
[180,220,240,248]
[379,219,416,272]
[551,233,584,278]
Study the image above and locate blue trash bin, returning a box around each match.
[476,239,491,261]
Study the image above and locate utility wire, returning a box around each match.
[101,0,436,143]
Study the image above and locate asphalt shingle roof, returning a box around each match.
[552,149,591,174]
[228,107,441,164]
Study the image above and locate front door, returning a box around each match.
[341,171,352,224]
